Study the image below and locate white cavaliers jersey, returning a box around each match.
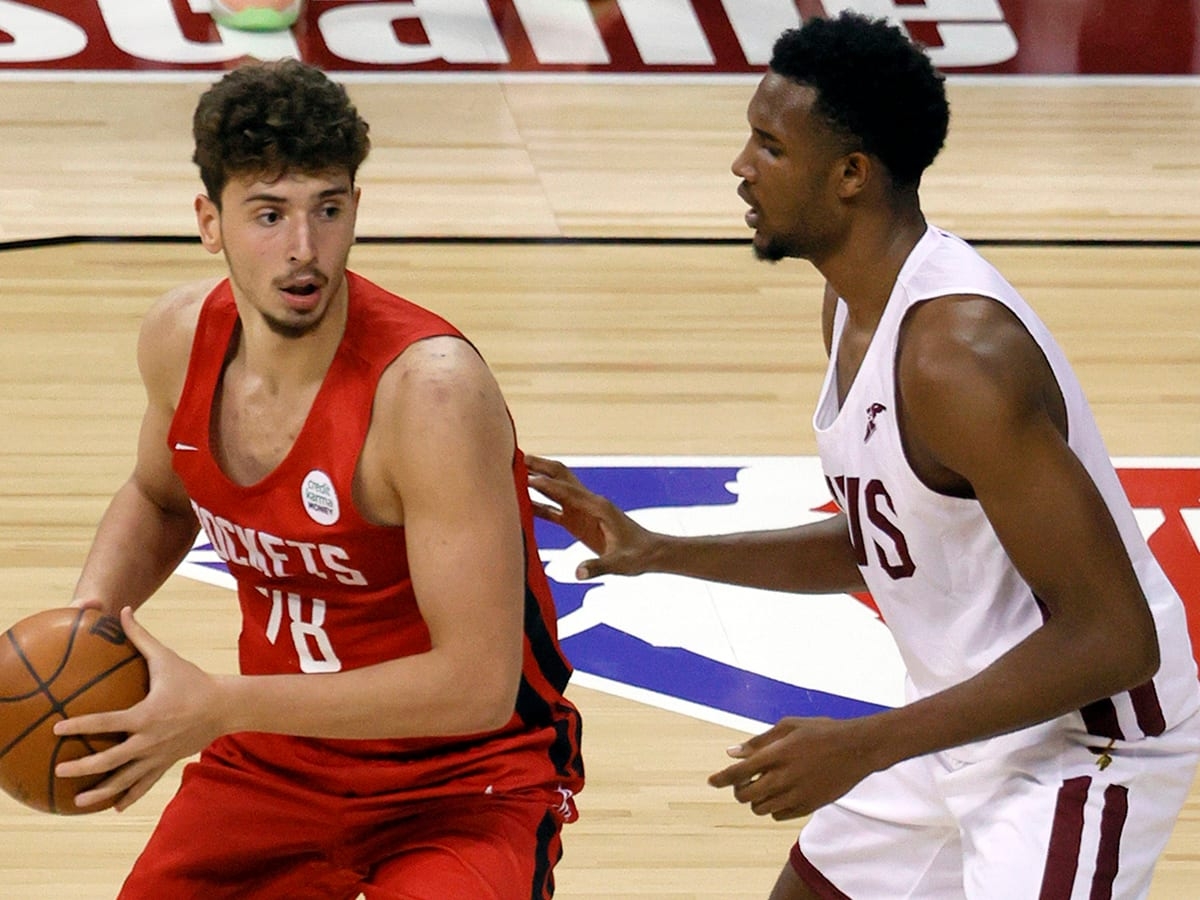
[814,226,1200,744]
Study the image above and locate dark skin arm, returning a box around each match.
[526,455,866,595]
[708,295,1160,820]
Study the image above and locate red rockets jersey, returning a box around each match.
[166,272,583,803]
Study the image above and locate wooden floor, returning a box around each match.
[1,76,1199,897]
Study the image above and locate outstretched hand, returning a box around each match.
[52,606,226,812]
[525,454,657,580]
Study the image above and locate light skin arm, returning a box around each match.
[72,283,207,613]
[212,335,528,741]
[57,336,527,810]
[709,296,1160,819]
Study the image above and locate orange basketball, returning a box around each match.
[0,607,148,815]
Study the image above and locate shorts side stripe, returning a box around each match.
[790,841,852,899]
[1089,784,1129,900]
[1039,775,1091,900]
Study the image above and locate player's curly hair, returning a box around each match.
[192,59,371,206]
[770,13,948,188]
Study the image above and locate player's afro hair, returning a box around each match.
[770,13,948,187]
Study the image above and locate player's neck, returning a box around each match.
[820,209,927,328]
[234,298,347,393]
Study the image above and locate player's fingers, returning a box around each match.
[737,720,792,753]
[528,499,563,523]
[526,473,586,508]
[71,759,150,810]
[707,758,759,789]
[112,764,171,812]
[524,454,577,482]
[755,786,813,821]
[53,739,133,780]
[575,557,608,580]
[118,606,160,658]
[53,709,131,738]
[70,776,127,810]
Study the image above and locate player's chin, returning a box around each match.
[264,305,325,338]
[751,233,789,263]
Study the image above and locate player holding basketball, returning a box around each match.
[53,59,583,898]
[526,12,1200,899]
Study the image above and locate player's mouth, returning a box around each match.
[277,276,325,311]
[737,184,760,229]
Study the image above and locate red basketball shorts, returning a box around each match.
[117,749,571,899]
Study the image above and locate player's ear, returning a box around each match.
[194,194,223,255]
[836,151,870,199]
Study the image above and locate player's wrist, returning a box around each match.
[845,709,916,775]
[209,673,253,736]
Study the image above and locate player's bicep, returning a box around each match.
[130,287,203,519]
[899,299,1148,627]
[949,403,1158,679]
[384,340,524,667]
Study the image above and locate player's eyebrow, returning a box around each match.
[752,126,781,144]
[242,186,352,205]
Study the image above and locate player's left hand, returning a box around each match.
[707,716,879,820]
[52,607,227,812]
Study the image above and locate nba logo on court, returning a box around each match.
[177,457,1200,732]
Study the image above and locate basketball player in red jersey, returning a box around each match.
[52,59,583,899]
[526,12,1200,900]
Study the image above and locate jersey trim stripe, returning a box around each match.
[523,580,573,695]
[1130,681,1167,737]
[1081,698,1125,741]
[531,809,562,900]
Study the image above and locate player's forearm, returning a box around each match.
[214,647,522,740]
[643,514,867,594]
[73,479,199,613]
[850,610,1160,775]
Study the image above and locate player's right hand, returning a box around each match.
[525,454,656,579]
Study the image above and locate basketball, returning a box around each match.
[0,607,149,815]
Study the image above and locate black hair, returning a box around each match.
[769,12,948,187]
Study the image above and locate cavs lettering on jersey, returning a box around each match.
[814,227,1200,750]
[166,272,583,806]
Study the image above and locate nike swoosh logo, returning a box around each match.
[173,443,200,452]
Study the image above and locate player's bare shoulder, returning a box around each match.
[381,335,505,411]
[358,335,514,526]
[897,293,1050,400]
[137,277,223,406]
[896,293,1064,488]
[376,335,511,453]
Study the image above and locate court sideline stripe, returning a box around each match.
[3,235,1200,252]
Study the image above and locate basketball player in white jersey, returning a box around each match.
[527,12,1200,899]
